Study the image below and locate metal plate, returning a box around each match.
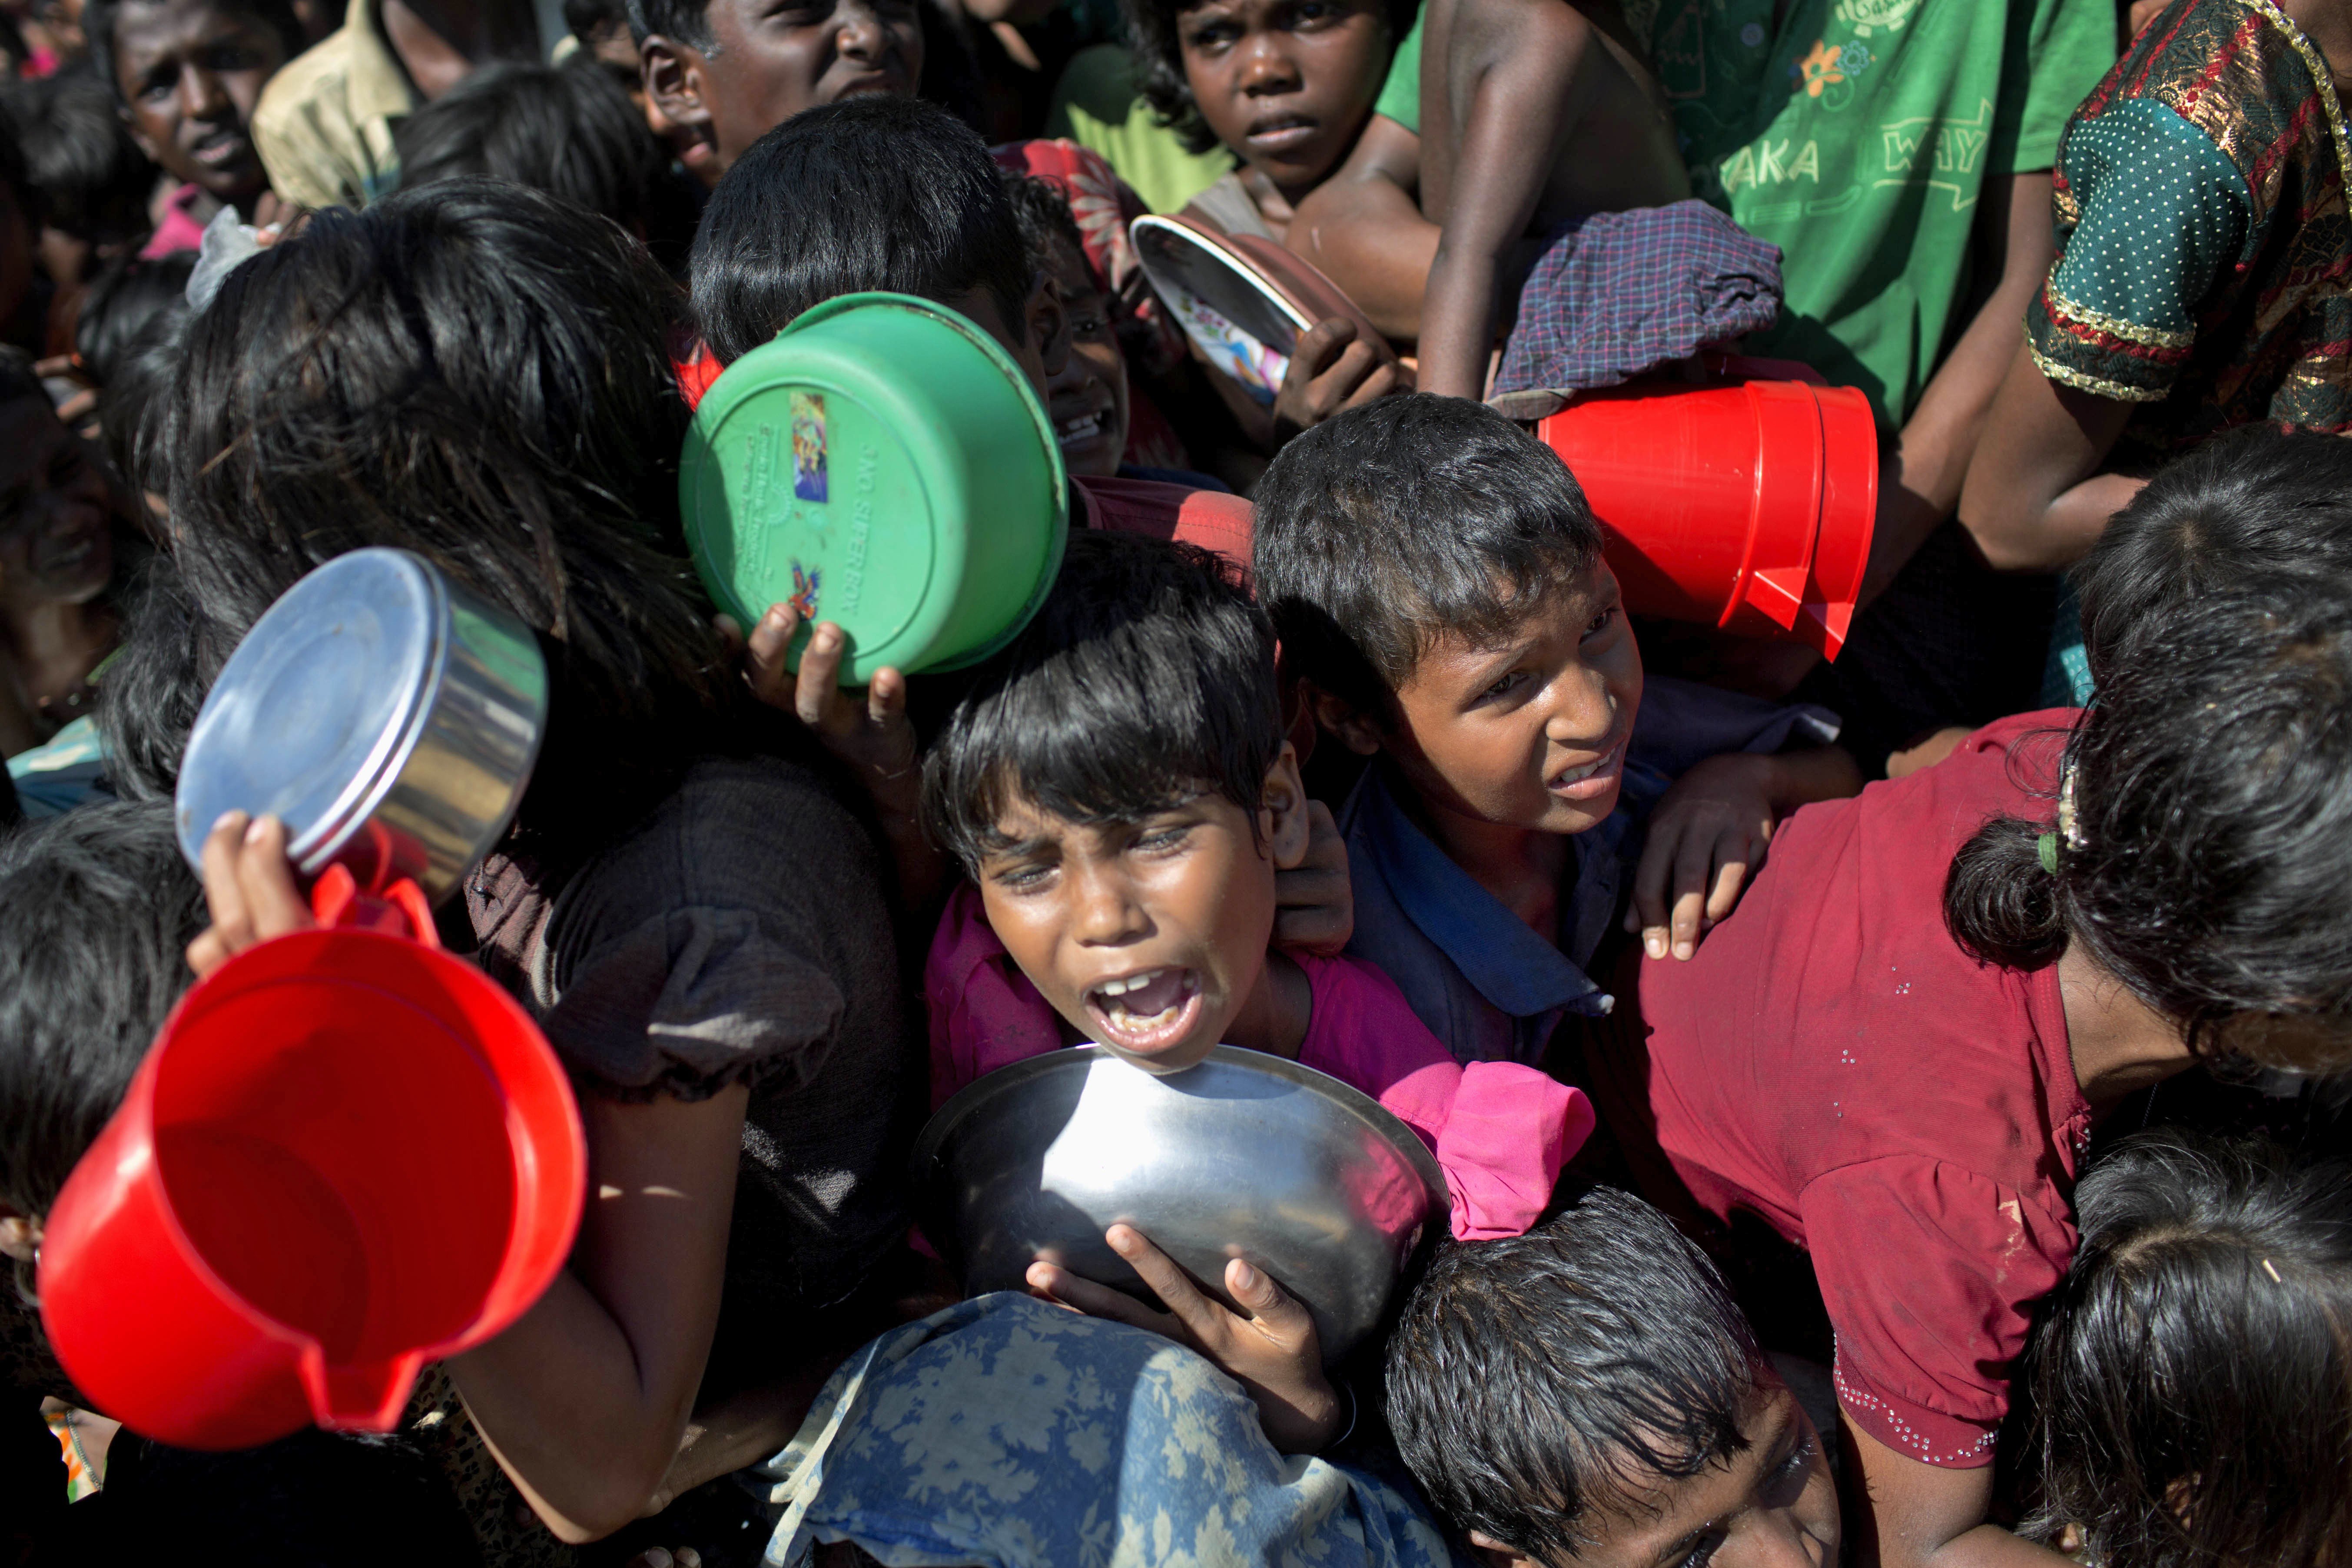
[176,550,443,875]
[913,1046,1447,1362]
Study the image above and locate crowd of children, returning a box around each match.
[2,0,2351,1563]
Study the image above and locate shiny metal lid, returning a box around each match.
[175,548,448,875]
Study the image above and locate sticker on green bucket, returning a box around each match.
[681,292,1068,687]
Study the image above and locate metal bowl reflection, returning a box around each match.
[911,1045,1447,1362]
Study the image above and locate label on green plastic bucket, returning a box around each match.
[700,387,930,646]
[680,293,1070,688]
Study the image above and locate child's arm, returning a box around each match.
[1414,5,1601,400]
[1956,344,2145,572]
[1862,173,2060,600]
[1626,744,1863,961]
[1840,1419,2077,1568]
[1028,1225,1345,1453]
[733,604,943,912]
[189,815,748,1542]
[1284,115,1442,342]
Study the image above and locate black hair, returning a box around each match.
[71,249,191,492]
[0,800,206,1220]
[1944,577,2352,1072]
[164,177,726,862]
[2015,1129,2352,1568]
[1000,167,1085,281]
[2,63,155,247]
[1119,0,1412,155]
[73,247,191,387]
[1386,1184,1763,1562]
[82,0,305,109]
[625,0,713,49]
[2075,424,2352,689]
[564,0,628,43]
[394,60,664,239]
[1254,394,1606,718]
[689,95,1030,365]
[921,530,1281,873]
[95,552,209,800]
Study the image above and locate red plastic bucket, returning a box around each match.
[36,871,585,1450]
[1536,370,1878,659]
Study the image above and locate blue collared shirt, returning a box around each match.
[1339,676,1840,1067]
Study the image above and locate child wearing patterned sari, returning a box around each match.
[1959,0,2352,582]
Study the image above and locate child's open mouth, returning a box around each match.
[1547,739,1626,802]
[1056,406,1113,451]
[1081,967,1203,1056]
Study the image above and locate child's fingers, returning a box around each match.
[866,666,909,732]
[1026,1260,1169,1334]
[233,816,313,943]
[1665,826,1726,960]
[794,623,851,727]
[1105,1225,1224,1334]
[1629,821,1678,957]
[1705,835,1758,924]
[1337,358,1400,412]
[1289,317,1357,380]
[197,811,257,953]
[1224,1258,1314,1347]
[743,604,803,709]
[712,613,745,663]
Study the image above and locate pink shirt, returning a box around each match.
[925,883,1592,1240]
[140,185,209,259]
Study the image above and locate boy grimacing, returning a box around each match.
[1255,395,1859,1064]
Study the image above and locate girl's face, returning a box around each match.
[110,0,288,203]
[975,752,1309,1074]
[1042,235,1129,479]
[1175,0,1391,202]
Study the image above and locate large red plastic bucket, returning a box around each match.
[1536,371,1878,659]
[36,872,585,1450]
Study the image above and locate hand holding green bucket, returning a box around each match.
[681,292,1071,686]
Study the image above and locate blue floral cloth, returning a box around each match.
[745,1293,1464,1568]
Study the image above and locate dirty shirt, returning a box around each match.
[1585,711,2094,1467]
[1625,0,2115,426]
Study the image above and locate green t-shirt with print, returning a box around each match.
[1631,0,2114,426]
[1370,0,2112,424]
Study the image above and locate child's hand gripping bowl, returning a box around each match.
[1027,1223,1345,1453]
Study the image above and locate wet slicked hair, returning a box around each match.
[1387,1184,1763,1562]
[921,531,1280,873]
[1254,394,1604,719]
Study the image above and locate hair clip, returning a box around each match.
[2038,832,2059,875]
[2057,762,2084,849]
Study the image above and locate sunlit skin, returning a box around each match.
[641,0,922,179]
[109,0,289,213]
[1468,1382,1840,1568]
[975,751,1314,1074]
[1314,557,1638,948]
[1176,0,1392,228]
[1039,232,1130,478]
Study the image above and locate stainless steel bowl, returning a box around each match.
[175,548,548,903]
[912,1046,1448,1362]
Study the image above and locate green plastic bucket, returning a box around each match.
[680,292,1070,686]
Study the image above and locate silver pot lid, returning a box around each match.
[176,549,448,876]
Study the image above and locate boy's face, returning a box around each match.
[644,0,922,176]
[975,751,1310,1075]
[110,0,287,202]
[1042,234,1128,479]
[1470,1380,1840,1568]
[1175,0,1391,201]
[0,395,116,613]
[1349,557,1642,840]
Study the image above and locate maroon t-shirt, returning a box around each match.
[1592,711,2094,1468]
